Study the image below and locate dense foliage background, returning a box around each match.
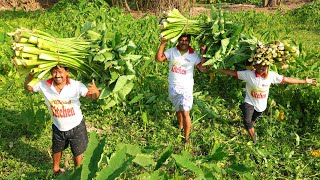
[0,0,319,179]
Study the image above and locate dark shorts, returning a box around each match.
[52,119,88,157]
[239,103,263,129]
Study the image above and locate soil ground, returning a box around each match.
[0,0,310,15]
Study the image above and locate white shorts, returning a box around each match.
[168,85,193,112]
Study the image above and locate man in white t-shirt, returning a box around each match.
[24,65,100,175]
[156,34,208,143]
[220,64,316,143]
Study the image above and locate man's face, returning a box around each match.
[254,64,268,74]
[178,37,190,52]
[51,67,68,85]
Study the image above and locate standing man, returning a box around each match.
[220,63,317,143]
[24,65,100,175]
[156,34,208,143]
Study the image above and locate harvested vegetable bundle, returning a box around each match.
[160,7,245,69]
[248,40,300,65]
[9,26,142,109]
[9,28,100,87]
[159,8,208,43]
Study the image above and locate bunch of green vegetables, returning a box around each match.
[159,8,209,43]
[9,28,99,87]
[9,26,141,109]
[82,21,142,109]
[248,40,300,66]
[160,7,245,69]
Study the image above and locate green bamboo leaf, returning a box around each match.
[96,146,133,180]
[133,154,155,167]
[81,132,106,180]
[155,146,173,170]
[172,154,203,175]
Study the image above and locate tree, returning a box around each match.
[110,0,194,13]
[263,0,281,7]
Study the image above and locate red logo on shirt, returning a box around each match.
[171,66,186,75]
[50,100,75,118]
[251,90,267,99]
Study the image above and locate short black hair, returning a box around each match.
[50,65,68,72]
[178,34,191,41]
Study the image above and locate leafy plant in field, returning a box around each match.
[57,131,255,179]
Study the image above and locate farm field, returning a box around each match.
[0,0,319,179]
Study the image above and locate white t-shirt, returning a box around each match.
[164,46,201,88]
[237,70,284,112]
[33,78,89,131]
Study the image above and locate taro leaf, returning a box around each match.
[81,21,96,34]
[172,154,203,176]
[133,154,155,167]
[103,51,115,61]
[220,38,230,55]
[150,169,167,180]
[93,54,106,62]
[125,60,135,74]
[211,146,228,161]
[121,54,142,61]
[114,33,122,46]
[105,99,117,109]
[200,164,216,179]
[81,132,106,180]
[118,82,134,101]
[126,40,137,54]
[96,146,133,180]
[112,75,127,92]
[155,145,173,170]
[118,144,141,156]
[129,94,144,104]
[110,71,119,83]
[116,45,128,55]
[228,163,252,173]
[99,87,111,99]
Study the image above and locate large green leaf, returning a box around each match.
[133,154,154,167]
[96,146,133,180]
[99,87,111,99]
[118,144,141,156]
[121,54,142,61]
[129,94,144,104]
[172,154,203,176]
[126,40,137,54]
[118,82,134,101]
[81,132,106,180]
[155,146,173,170]
[112,75,128,92]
